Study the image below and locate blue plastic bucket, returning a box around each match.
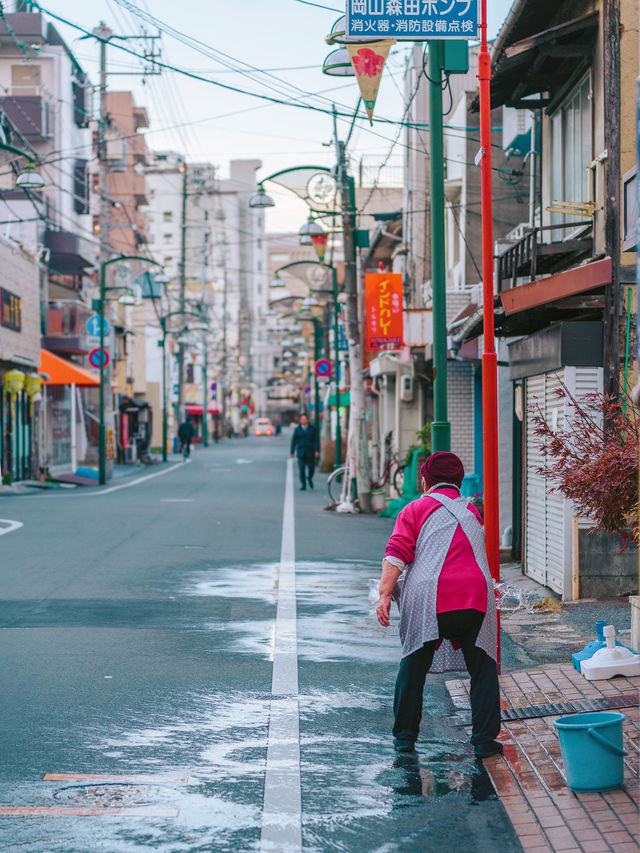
[554,712,627,792]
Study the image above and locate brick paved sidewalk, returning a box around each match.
[445,664,639,852]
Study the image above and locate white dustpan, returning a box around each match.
[581,625,640,680]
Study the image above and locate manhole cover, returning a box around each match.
[53,784,169,808]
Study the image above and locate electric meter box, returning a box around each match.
[443,41,469,75]
[400,375,414,402]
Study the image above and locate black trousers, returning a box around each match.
[393,609,500,747]
[297,454,315,487]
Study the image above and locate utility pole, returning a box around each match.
[177,160,188,425]
[221,263,228,440]
[333,108,372,512]
[428,41,451,453]
[94,22,113,484]
[200,228,210,447]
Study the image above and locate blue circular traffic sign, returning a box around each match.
[89,348,109,368]
[86,315,109,336]
[315,358,332,377]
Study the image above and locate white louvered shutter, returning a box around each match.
[544,370,565,593]
[524,374,547,585]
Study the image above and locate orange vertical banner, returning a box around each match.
[365,272,403,350]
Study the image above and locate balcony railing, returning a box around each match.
[44,302,91,355]
[0,95,52,142]
[497,223,593,293]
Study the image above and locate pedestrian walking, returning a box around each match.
[290,413,319,490]
[177,417,195,459]
[376,451,501,758]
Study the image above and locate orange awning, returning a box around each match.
[39,349,100,387]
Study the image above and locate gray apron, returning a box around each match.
[393,492,497,673]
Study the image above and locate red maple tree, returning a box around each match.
[530,382,639,541]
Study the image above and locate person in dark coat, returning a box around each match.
[290,413,319,490]
[178,418,195,457]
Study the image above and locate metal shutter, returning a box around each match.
[544,372,566,593]
[524,374,547,585]
[567,367,603,534]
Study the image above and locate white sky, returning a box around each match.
[31,0,515,231]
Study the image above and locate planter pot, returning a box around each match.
[578,528,638,598]
[371,488,386,512]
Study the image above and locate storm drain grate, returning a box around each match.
[451,692,638,726]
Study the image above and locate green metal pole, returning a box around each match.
[203,339,209,447]
[332,266,342,467]
[313,318,320,441]
[429,41,451,453]
[98,261,106,484]
[162,323,168,463]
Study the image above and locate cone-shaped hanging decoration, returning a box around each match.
[347,39,396,126]
[310,232,329,265]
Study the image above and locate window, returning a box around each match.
[11,64,40,95]
[271,252,289,263]
[163,233,172,245]
[73,159,89,215]
[550,74,592,235]
[163,211,173,222]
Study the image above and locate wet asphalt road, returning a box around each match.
[0,434,522,852]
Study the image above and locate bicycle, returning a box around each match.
[327,451,405,505]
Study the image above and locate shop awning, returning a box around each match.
[327,391,350,408]
[39,349,99,387]
[186,404,221,416]
[119,394,149,411]
[479,11,599,111]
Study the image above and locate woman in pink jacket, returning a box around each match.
[376,451,501,758]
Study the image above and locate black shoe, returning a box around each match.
[308,479,314,489]
[474,740,503,759]
[393,739,416,754]
[299,486,306,491]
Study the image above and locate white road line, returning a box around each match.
[0,519,23,536]
[85,462,185,496]
[260,458,301,853]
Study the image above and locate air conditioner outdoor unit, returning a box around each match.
[400,375,414,402]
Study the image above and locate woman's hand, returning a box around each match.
[376,592,392,627]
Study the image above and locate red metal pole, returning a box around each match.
[478,0,501,670]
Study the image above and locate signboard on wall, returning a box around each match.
[365,272,403,350]
[0,288,21,332]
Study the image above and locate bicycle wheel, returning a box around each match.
[392,464,405,497]
[327,466,346,503]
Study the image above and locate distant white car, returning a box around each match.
[255,417,273,437]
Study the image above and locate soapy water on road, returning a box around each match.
[367,578,539,615]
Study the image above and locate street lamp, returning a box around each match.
[250,165,337,214]
[299,217,325,238]
[272,259,342,467]
[117,289,140,306]
[322,48,355,77]
[15,163,45,189]
[98,254,161,484]
[248,185,275,209]
[0,141,45,188]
